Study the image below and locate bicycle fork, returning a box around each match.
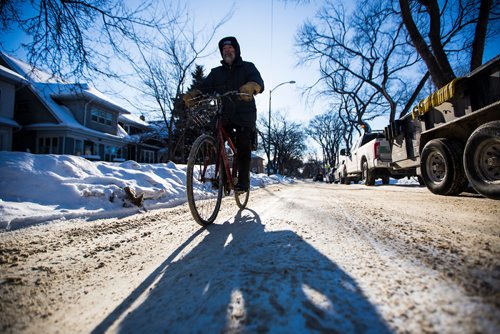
[218,131,239,189]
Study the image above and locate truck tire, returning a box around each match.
[362,161,375,186]
[341,168,350,185]
[463,121,500,199]
[421,138,467,196]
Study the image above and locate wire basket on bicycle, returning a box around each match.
[187,97,219,129]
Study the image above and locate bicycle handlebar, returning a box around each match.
[216,90,247,98]
[187,91,251,104]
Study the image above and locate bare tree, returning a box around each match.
[258,111,306,175]
[297,0,420,123]
[0,0,168,81]
[127,10,231,162]
[398,0,499,88]
[470,0,493,71]
[322,65,390,134]
[301,155,323,178]
[306,112,344,167]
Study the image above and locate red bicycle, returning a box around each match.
[186,91,251,226]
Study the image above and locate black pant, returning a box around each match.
[224,124,252,187]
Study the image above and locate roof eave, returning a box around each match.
[52,91,131,115]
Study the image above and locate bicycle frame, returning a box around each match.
[215,119,239,191]
[186,90,251,225]
[192,91,242,192]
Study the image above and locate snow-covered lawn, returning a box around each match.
[0,152,289,230]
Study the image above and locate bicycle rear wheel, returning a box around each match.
[186,134,223,226]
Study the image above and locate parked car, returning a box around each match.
[325,167,337,183]
[312,173,324,182]
[333,159,347,184]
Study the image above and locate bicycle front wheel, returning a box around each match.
[186,134,223,226]
[235,171,250,209]
[235,187,250,209]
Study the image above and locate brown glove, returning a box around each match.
[239,82,262,101]
[182,89,202,108]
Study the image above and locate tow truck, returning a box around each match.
[385,56,500,199]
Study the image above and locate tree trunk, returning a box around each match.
[400,71,430,118]
[470,0,492,71]
[421,0,455,86]
[399,0,454,88]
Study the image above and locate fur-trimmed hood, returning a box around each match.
[218,36,241,60]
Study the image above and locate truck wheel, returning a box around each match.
[341,168,350,184]
[463,121,500,199]
[362,161,375,186]
[421,138,467,196]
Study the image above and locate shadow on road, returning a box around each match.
[92,209,392,333]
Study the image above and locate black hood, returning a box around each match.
[218,36,241,60]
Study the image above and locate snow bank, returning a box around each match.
[0,152,289,230]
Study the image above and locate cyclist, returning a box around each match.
[184,36,265,192]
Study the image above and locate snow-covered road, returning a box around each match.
[1,182,499,333]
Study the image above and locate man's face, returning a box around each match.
[222,45,236,65]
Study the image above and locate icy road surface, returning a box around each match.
[1,181,499,333]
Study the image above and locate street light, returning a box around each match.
[268,80,296,175]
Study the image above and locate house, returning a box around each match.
[250,153,265,174]
[0,52,161,162]
[0,64,26,151]
[118,113,163,163]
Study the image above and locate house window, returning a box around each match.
[38,137,59,154]
[104,145,125,162]
[90,107,113,126]
[141,149,155,163]
[74,139,83,156]
[104,145,114,162]
[84,140,96,156]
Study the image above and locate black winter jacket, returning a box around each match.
[200,57,264,129]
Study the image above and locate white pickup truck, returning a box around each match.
[339,131,392,185]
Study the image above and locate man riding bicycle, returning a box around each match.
[184,36,265,192]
